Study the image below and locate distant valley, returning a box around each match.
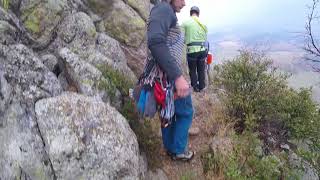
[207,30,320,103]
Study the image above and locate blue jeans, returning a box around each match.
[161,95,194,154]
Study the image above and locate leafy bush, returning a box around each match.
[278,89,320,150]
[213,50,289,130]
[98,65,133,97]
[201,133,300,180]
[213,50,320,172]
[98,65,134,105]
[297,148,320,173]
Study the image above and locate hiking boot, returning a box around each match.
[198,86,206,92]
[193,86,200,92]
[171,150,194,161]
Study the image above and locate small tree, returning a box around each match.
[304,0,320,72]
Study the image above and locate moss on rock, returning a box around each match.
[24,8,41,34]
[88,0,146,47]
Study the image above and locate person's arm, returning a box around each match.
[147,3,182,81]
[180,22,187,43]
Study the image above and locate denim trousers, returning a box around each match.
[161,95,194,154]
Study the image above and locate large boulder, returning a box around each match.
[0,20,17,45]
[51,12,97,59]
[0,44,62,104]
[20,0,69,43]
[40,54,59,73]
[121,39,148,77]
[96,33,137,81]
[35,92,140,179]
[58,48,103,98]
[88,0,146,47]
[50,13,137,82]
[123,0,150,21]
[0,8,18,45]
[0,44,62,179]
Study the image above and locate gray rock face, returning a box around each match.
[35,92,140,180]
[0,102,55,180]
[57,71,69,91]
[40,54,58,73]
[58,47,103,97]
[0,0,151,179]
[139,153,148,179]
[0,44,62,179]
[55,12,97,59]
[0,20,17,45]
[123,0,150,21]
[0,44,62,103]
[121,40,148,77]
[96,33,127,65]
[289,152,319,180]
[0,68,11,119]
[20,0,69,43]
[96,33,137,81]
[50,13,137,82]
[88,0,146,47]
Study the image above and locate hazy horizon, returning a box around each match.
[177,0,309,34]
[177,0,320,102]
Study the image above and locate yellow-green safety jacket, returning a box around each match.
[181,16,208,54]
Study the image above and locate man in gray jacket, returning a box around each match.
[148,0,194,161]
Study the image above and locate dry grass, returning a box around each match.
[139,57,236,179]
[149,85,236,180]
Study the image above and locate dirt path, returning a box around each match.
[158,88,220,180]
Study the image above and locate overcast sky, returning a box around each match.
[177,0,311,34]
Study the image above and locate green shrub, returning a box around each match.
[213,50,289,130]
[297,147,320,174]
[98,65,134,96]
[201,133,300,180]
[278,89,320,150]
[213,50,320,173]
[98,65,134,103]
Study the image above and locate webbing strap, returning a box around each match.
[187,42,206,47]
[192,16,207,33]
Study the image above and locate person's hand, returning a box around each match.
[175,75,190,98]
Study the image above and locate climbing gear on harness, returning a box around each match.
[133,22,184,125]
[207,52,213,64]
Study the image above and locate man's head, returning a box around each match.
[190,6,200,16]
[168,0,185,13]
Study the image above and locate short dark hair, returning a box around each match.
[190,10,199,16]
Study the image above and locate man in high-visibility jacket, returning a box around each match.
[181,6,208,92]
